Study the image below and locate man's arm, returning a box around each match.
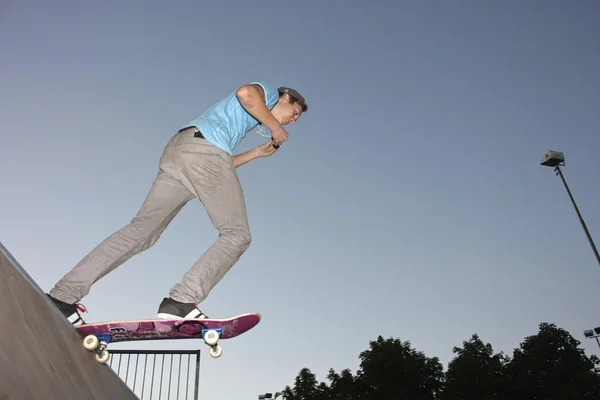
[233,147,260,168]
[236,84,281,131]
[236,84,289,146]
[233,140,279,168]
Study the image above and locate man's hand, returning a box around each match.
[256,140,279,157]
[233,140,279,168]
[270,126,289,148]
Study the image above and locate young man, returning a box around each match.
[47,82,307,325]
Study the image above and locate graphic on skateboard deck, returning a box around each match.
[75,313,261,363]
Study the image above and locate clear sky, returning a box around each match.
[1,0,599,398]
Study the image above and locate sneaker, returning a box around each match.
[156,297,209,319]
[46,294,87,326]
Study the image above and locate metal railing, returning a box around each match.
[107,349,201,400]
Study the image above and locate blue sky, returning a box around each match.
[1,0,599,398]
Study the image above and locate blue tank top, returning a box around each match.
[182,81,279,154]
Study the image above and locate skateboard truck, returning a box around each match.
[82,334,111,363]
[202,328,223,358]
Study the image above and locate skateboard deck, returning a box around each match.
[75,312,261,363]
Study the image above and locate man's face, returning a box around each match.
[272,94,304,125]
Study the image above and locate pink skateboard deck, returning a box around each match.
[75,313,261,362]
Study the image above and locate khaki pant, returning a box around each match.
[49,128,251,305]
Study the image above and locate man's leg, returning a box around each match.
[49,169,194,306]
[162,141,251,309]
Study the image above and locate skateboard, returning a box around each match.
[75,313,261,363]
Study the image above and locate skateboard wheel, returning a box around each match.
[83,335,99,351]
[95,349,110,364]
[209,345,223,359]
[204,329,219,346]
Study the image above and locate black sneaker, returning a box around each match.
[157,297,209,319]
[46,294,87,326]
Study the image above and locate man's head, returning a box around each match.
[271,87,308,126]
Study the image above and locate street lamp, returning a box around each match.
[583,327,600,349]
[258,392,283,400]
[540,150,600,267]
[258,392,282,399]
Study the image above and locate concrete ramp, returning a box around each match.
[0,241,138,400]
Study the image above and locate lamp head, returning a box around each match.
[540,150,565,167]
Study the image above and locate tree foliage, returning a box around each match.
[443,333,508,399]
[282,322,600,400]
[357,336,444,399]
[282,368,328,400]
[503,322,600,399]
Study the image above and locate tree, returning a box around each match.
[356,335,445,399]
[442,333,509,400]
[281,336,444,400]
[282,323,600,399]
[504,322,600,399]
[282,367,328,400]
[324,368,359,400]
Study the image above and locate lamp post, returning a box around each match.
[583,327,600,349]
[258,392,282,399]
[540,150,600,267]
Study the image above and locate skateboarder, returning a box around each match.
[47,82,307,325]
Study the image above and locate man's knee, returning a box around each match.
[224,226,251,253]
[237,228,252,252]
